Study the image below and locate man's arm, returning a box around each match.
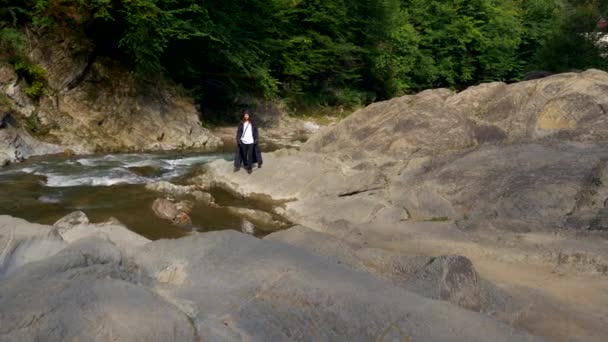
[236,123,242,144]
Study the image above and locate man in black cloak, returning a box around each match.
[234,111,263,174]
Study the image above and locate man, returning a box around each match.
[234,110,263,174]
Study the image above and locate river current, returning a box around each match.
[0,152,274,239]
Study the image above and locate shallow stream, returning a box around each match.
[0,151,280,239]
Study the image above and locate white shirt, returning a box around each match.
[240,122,254,144]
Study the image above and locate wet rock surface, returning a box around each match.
[146,181,214,205]
[151,198,193,226]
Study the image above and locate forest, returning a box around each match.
[1,0,607,113]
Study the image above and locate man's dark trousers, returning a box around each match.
[242,143,254,170]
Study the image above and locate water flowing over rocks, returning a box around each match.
[4,70,608,341]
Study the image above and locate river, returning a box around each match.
[0,151,280,240]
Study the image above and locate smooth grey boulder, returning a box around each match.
[0,238,196,342]
[0,127,64,167]
[0,216,66,277]
[0,216,542,342]
[304,69,608,159]
[134,230,540,342]
[392,142,608,232]
[53,210,89,228]
[267,226,506,314]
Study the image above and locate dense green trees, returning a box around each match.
[531,0,608,72]
[1,0,606,113]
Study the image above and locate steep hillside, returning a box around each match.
[0,26,220,165]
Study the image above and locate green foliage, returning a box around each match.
[0,27,26,60]
[406,0,525,88]
[531,0,608,72]
[518,0,564,63]
[24,111,50,136]
[1,0,606,115]
[363,0,420,98]
[426,216,451,222]
[13,59,47,100]
[0,93,11,111]
[117,0,214,73]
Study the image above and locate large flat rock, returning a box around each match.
[0,215,541,341]
[134,230,538,341]
[200,70,608,340]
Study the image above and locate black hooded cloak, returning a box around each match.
[234,121,263,168]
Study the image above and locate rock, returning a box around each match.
[0,237,196,342]
[146,181,214,204]
[0,127,65,167]
[152,198,180,221]
[63,148,76,157]
[176,200,194,214]
[304,69,608,158]
[303,121,321,132]
[393,142,608,232]
[0,216,541,341]
[203,152,391,229]
[173,211,192,226]
[203,72,608,235]
[0,151,10,166]
[409,255,491,312]
[226,207,287,233]
[0,216,67,277]
[267,226,500,313]
[1,28,221,161]
[51,212,150,257]
[200,71,608,340]
[192,191,214,204]
[186,172,213,190]
[240,219,256,235]
[226,207,277,226]
[53,210,89,229]
[104,217,123,225]
[132,230,539,341]
[128,165,164,178]
[151,198,192,226]
[372,205,409,224]
[589,208,608,230]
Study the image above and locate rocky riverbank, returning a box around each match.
[0,27,220,167]
[200,70,608,340]
[0,213,541,341]
[2,70,608,341]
